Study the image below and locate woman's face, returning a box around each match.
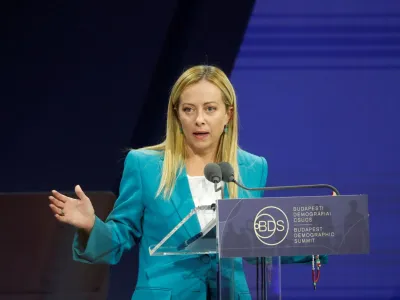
[177,80,232,155]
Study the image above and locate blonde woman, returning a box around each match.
[49,65,321,300]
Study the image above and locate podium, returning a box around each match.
[148,194,370,300]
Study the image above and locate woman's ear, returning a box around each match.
[227,105,234,121]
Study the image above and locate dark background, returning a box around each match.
[1,0,399,299]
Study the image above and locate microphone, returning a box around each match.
[204,163,222,183]
[204,163,225,198]
[217,162,340,195]
[219,162,235,183]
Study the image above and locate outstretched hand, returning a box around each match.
[49,185,95,233]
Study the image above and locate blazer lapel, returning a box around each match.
[169,164,202,239]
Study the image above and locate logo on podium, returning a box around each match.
[254,206,289,246]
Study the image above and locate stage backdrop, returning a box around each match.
[230,0,400,299]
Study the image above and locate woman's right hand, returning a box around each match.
[49,185,96,233]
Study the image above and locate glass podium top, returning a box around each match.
[149,206,217,256]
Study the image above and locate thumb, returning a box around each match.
[75,185,88,201]
[332,191,337,196]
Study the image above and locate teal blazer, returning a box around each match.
[73,149,326,300]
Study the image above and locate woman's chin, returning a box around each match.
[186,140,216,154]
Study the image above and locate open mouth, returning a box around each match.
[193,132,210,140]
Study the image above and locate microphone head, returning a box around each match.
[204,163,222,183]
[218,162,235,182]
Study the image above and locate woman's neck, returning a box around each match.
[184,146,216,176]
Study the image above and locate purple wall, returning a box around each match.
[231,1,400,299]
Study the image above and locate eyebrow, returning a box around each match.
[181,101,218,106]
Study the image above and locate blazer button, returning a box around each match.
[201,254,211,264]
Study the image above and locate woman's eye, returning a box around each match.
[183,107,193,113]
[206,106,217,112]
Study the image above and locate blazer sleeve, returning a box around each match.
[72,150,144,265]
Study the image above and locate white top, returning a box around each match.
[187,175,222,230]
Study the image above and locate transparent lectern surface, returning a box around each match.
[149,208,217,256]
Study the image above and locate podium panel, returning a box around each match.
[217,195,369,258]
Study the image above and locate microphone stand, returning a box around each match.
[214,182,224,200]
[212,180,224,300]
[209,178,225,299]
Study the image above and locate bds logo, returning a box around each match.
[254,206,289,246]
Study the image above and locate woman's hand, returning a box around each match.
[49,185,95,234]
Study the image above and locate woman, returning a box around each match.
[49,65,324,300]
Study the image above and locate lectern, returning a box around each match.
[149,194,369,300]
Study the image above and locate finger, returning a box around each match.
[49,196,64,209]
[75,185,88,201]
[332,191,337,196]
[51,190,69,203]
[54,213,68,223]
[49,204,65,216]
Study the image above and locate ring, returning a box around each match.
[60,209,65,216]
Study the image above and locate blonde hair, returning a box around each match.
[142,65,239,199]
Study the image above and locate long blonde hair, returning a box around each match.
[142,65,239,199]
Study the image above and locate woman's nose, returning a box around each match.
[195,111,206,125]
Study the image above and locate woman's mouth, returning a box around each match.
[193,131,210,140]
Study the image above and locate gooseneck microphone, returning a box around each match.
[218,161,340,195]
[218,161,235,182]
[204,163,225,198]
[204,163,222,183]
